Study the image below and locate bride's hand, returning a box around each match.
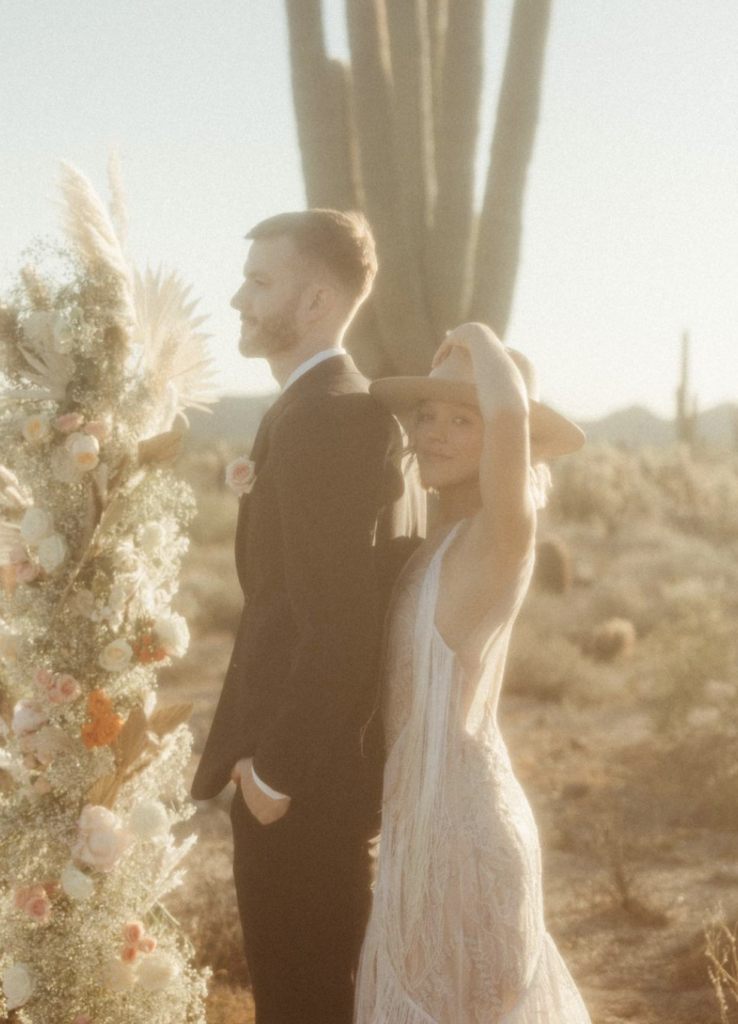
[431,323,489,369]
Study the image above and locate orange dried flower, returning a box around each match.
[81,689,124,749]
[88,690,112,715]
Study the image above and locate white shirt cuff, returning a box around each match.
[251,765,289,801]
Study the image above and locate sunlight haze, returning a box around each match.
[1,0,737,421]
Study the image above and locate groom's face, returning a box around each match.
[231,236,309,358]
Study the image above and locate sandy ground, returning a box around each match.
[164,631,730,1024]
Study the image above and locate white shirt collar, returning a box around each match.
[281,349,344,393]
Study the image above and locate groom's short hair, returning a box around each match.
[245,209,378,307]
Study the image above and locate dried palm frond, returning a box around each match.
[16,339,74,401]
[133,267,216,430]
[107,150,129,251]
[57,161,134,326]
[20,266,52,311]
[0,519,22,567]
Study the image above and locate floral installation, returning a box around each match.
[0,160,215,1022]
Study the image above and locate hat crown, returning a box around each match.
[428,345,541,403]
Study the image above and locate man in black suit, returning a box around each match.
[191,210,424,1023]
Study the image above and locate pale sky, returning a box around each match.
[2,0,737,420]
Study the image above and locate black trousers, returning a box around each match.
[230,785,376,1024]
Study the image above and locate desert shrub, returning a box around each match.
[632,597,737,732]
[534,535,573,593]
[505,623,605,704]
[583,524,738,638]
[589,618,636,661]
[549,444,738,542]
[548,445,661,533]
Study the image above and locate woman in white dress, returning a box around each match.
[355,323,591,1024]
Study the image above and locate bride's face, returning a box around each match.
[412,400,484,490]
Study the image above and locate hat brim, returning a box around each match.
[370,376,585,459]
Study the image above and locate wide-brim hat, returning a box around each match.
[370,345,585,460]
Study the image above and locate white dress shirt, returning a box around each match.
[250,347,344,801]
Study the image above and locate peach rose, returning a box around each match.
[22,414,51,444]
[48,673,81,704]
[84,419,111,442]
[13,885,40,910]
[25,892,51,924]
[122,921,145,945]
[225,457,257,495]
[55,412,85,434]
[67,433,99,473]
[15,563,40,584]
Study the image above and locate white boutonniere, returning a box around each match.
[225,457,257,496]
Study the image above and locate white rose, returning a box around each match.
[38,533,68,573]
[139,521,166,556]
[129,800,169,840]
[23,311,55,347]
[99,638,133,673]
[26,725,72,766]
[22,414,51,444]
[20,507,55,546]
[12,700,48,736]
[72,805,132,872]
[52,314,74,353]
[60,863,95,901]
[68,433,100,472]
[101,958,136,992]
[51,447,84,484]
[2,963,34,1010]
[137,952,180,992]
[153,613,189,659]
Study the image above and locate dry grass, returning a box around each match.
[707,919,738,1023]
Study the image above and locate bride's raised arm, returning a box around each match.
[435,322,536,572]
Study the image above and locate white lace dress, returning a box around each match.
[355,524,591,1024]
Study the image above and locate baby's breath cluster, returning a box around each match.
[0,162,213,1023]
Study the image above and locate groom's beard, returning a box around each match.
[239,308,300,359]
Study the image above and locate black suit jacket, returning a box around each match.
[191,355,424,818]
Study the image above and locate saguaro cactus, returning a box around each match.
[284,0,554,377]
[675,331,698,447]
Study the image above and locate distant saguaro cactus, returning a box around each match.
[284,0,554,377]
[675,331,698,447]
